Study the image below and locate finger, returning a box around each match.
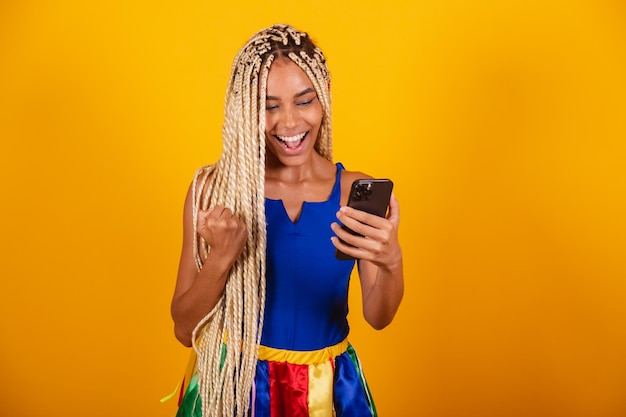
[206,205,234,220]
[330,236,374,262]
[334,215,382,243]
[203,205,223,218]
[331,222,381,253]
[331,235,360,257]
[387,192,400,225]
[331,235,354,255]
[337,206,388,230]
[336,207,391,240]
[331,222,361,247]
[218,207,233,219]
[197,208,214,225]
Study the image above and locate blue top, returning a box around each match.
[261,163,356,351]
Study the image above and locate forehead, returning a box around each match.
[266,58,315,96]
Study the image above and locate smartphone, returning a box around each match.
[335,178,394,261]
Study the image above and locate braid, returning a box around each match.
[190,24,332,417]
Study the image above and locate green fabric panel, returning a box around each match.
[176,344,227,417]
[176,373,202,417]
[347,344,378,417]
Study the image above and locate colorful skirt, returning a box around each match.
[175,339,377,417]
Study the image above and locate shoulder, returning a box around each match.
[183,164,216,212]
[193,164,215,186]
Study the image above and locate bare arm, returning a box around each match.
[331,193,404,329]
[171,183,247,347]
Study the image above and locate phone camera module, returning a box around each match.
[362,183,372,198]
[355,182,372,201]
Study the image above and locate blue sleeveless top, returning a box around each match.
[262,163,356,351]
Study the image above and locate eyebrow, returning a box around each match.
[266,88,316,101]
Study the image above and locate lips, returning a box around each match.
[275,131,308,150]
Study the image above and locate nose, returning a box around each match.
[279,105,298,129]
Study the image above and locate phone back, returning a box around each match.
[347,179,394,217]
[335,178,394,260]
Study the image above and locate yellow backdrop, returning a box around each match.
[1,0,625,416]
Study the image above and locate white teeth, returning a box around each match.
[277,132,306,142]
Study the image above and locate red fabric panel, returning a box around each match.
[268,361,309,417]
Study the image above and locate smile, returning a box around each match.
[275,131,308,150]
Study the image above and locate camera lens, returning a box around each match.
[363,183,372,197]
[353,191,362,201]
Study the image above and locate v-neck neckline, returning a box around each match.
[265,163,343,224]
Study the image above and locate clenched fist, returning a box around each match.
[197,205,248,266]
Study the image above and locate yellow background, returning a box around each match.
[1,1,625,416]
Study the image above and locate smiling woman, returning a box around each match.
[264,59,323,166]
[3,1,626,416]
[170,24,404,417]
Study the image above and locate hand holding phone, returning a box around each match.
[335,179,394,260]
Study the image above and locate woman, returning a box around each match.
[171,24,404,417]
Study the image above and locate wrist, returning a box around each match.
[378,251,403,275]
[201,252,234,280]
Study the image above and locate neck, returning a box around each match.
[265,152,332,183]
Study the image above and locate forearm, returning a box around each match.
[171,255,231,347]
[361,257,404,330]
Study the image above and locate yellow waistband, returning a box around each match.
[257,338,349,365]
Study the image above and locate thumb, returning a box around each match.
[387,192,400,225]
[198,207,213,220]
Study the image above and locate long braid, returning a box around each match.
[189,24,333,417]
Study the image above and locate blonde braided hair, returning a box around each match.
[188,24,333,417]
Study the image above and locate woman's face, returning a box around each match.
[264,58,323,167]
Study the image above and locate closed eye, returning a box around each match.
[297,95,318,107]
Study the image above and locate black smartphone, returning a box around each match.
[335,178,394,261]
